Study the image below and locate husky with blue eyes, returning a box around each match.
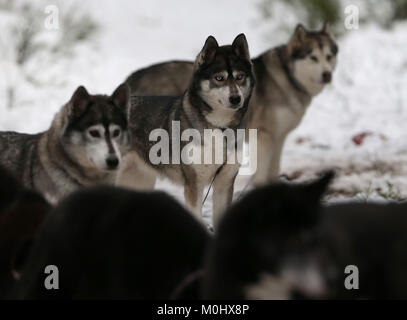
[0,84,131,203]
[125,23,338,186]
[117,34,255,227]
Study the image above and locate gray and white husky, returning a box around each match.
[118,34,255,226]
[125,23,338,186]
[0,84,130,203]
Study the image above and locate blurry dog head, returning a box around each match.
[287,23,338,96]
[204,171,334,299]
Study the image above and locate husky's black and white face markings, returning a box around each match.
[191,34,255,127]
[64,84,130,172]
[288,23,338,96]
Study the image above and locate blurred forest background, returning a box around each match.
[1,0,407,109]
[257,0,407,43]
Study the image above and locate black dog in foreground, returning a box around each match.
[204,171,407,300]
[0,166,51,298]
[11,169,407,299]
[13,187,210,299]
[203,172,334,299]
[318,201,407,299]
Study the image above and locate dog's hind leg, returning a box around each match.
[184,181,204,223]
[116,152,156,190]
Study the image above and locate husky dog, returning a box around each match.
[12,186,210,299]
[202,172,333,300]
[125,23,338,186]
[0,166,51,298]
[0,84,130,203]
[118,34,255,226]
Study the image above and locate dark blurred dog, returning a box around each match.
[0,166,51,298]
[317,202,407,299]
[13,186,210,299]
[202,172,333,299]
[203,171,407,300]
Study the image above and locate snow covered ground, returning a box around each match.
[1,0,407,220]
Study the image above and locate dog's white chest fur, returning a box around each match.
[205,107,237,128]
[188,129,234,185]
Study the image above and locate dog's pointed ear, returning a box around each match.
[322,22,332,36]
[291,24,308,43]
[305,170,335,202]
[322,22,330,32]
[232,33,251,62]
[287,24,308,56]
[196,35,219,67]
[70,86,90,117]
[111,83,130,115]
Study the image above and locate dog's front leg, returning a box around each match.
[212,164,239,229]
[268,137,285,180]
[184,179,204,223]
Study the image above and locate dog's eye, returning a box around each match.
[236,74,245,81]
[310,56,318,62]
[89,130,101,138]
[326,55,332,62]
[112,129,121,138]
[214,75,224,82]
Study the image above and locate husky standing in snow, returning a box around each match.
[125,24,338,186]
[0,84,131,203]
[118,34,255,226]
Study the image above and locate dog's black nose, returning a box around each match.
[322,72,332,83]
[106,155,119,169]
[229,95,241,106]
